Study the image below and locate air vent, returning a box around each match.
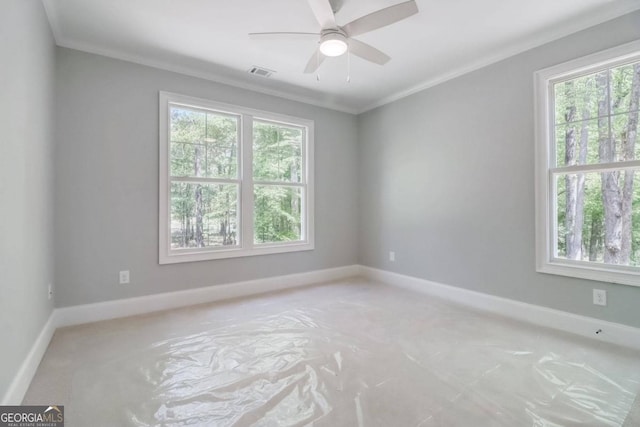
[248,66,275,78]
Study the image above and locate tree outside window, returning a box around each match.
[536,42,640,286]
[159,93,314,264]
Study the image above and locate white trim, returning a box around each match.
[241,113,254,252]
[158,92,171,264]
[537,40,640,83]
[537,262,640,287]
[162,91,317,125]
[43,0,640,115]
[1,311,56,405]
[551,160,640,174]
[7,264,640,405]
[159,242,314,264]
[54,265,358,328]
[50,38,359,115]
[359,266,640,351]
[304,120,315,250]
[358,6,640,113]
[170,176,242,184]
[159,92,315,264]
[2,265,359,405]
[534,40,640,287]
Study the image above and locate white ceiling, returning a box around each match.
[42,0,640,113]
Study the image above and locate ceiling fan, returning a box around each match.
[249,0,419,73]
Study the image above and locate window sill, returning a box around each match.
[537,260,640,287]
[159,242,314,264]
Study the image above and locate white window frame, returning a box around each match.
[159,92,314,264]
[534,40,640,287]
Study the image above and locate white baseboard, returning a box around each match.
[54,265,360,328]
[1,311,57,405]
[359,266,640,351]
[3,264,359,405]
[7,264,637,406]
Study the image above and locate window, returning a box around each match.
[159,92,314,264]
[535,41,640,286]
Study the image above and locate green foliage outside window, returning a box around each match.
[253,121,303,244]
[168,108,305,249]
[169,107,239,249]
[554,61,640,266]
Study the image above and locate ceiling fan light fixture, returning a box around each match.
[249,0,419,73]
[319,33,348,57]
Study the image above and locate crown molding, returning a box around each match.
[58,38,360,115]
[41,0,640,116]
[357,2,640,114]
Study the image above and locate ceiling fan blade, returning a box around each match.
[249,32,320,41]
[307,0,336,29]
[348,39,390,65]
[342,0,418,37]
[304,49,326,73]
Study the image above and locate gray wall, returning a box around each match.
[0,1,56,400]
[358,11,640,328]
[54,48,359,307]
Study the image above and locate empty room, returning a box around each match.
[2,0,640,425]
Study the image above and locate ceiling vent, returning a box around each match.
[248,66,275,78]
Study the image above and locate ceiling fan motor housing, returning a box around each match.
[249,0,419,71]
[319,29,348,57]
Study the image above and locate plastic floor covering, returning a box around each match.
[23,279,640,426]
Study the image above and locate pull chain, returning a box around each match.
[316,47,320,81]
[315,43,352,82]
[347,43,351,83]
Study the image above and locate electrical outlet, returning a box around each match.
[119,270,130,284]
[389,251,395,262]
[48,283,53,300]
[593,289,607,306]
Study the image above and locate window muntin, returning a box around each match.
[170,106,239,179]
[535,41,640,286]
[553,65,640,167]
[159,93,314,264]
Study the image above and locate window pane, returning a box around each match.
[554,119,599,167]
[611,61,640,116]
[553,62,640,166]
[555,170,640,266]
[170,182,238,249]
[170,106,238,179]
[253,120,303,183]
[612,107,640,161]
[254,185,302,244]
[554,71,607,125]
[171,107,206,142]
